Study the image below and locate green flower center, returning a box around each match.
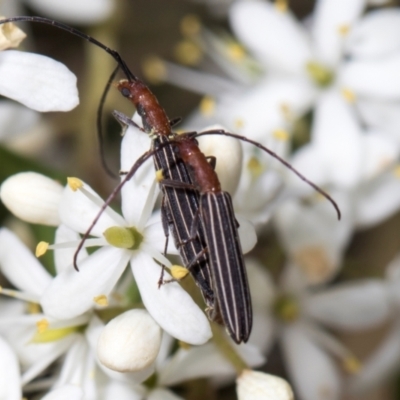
[306,61,334,87]
[103,226,144,250]
[273,294,300,322]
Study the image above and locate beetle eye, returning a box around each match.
[121,88,130,98]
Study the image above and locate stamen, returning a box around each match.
[142,55,167,84]
[36,241,49,257]
[338,24,350,36]
[67,177,83,191]
[174,39,203,66]
[247,156,265,178]
[0,287,40,303]
[178,340,191,350]
[180,14,201,37]
[342,356,362,374]
[141,243,172,267]
[36,318,49,333]
[170,265,189,280]
[200,96,216,117]
[226,42,246,62]
[234,118,244,130]
[93,294,108,306]
[32,325,81,343]
[155,169,164,182]
[341,88,356,103]
[275,0,288,12]
[273,129,289,141]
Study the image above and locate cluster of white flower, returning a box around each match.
[1,0,400,399]
[141,0,400,399]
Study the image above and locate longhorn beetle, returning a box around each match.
[0,15,219,320]
[0,16,340,343]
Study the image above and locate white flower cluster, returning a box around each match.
[1,0,400,399]
[142,0,400,399]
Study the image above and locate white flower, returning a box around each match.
[40,121,212,346]
[245,259,390,400]
[0,334,21,400]
[236,370,294,400]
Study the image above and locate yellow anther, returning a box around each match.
[155,169,164,182]
[0,19,26,50]
[174,39,203,66]
[234,118,245,129]
[338,24,350,36]
[280,103,292,120]
[32,326,79,343]
[142,55,167,85]
[342,356,362,374]
[341,88,356,103]
[35,241,49,257]
[170,265,189,280]
[93,294,108,306]
[273,129,289,141]
[0,285,2,292]
[247,156,264,178]
[226,42,246,62]
[67,177,83,191]
[306,61,334,87]
[178,340,191,350]
[199,96,216,117]
[36,318,49,333]
[27,302,41,314]
[393,165,400,178]
[275,0,288,12]
[180,14,201,38]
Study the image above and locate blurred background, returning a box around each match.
[2,0,400,399]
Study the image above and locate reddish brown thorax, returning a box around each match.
[117,79,171,136]
[176,136,221,194]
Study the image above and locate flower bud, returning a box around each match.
[97,309,161,372]
[0,172,63,226]
[237,370,294,400]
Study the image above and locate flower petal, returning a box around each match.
[130,252,212,345]
[120,118,155,227]
[159,342,265,386]
[345,9,400,59]
[0,100,39,140]
[311,90,363,188]
[0,50,78,111]
[339,54,400,100]
[54,225,88,275]
[41,385,84,400]
[354,168,400,228]
[237,215,257,254]
[281,322,341,400]
[0,228,52,297]
[27,0,115,24]
[349,320,400,393]
[312,0,366,67]
[59,182,119,237]
[230,1,312,74]
[304,280,390,330]
[41,247,130,319]
[148,389,184,400]
[0,335,21,400]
